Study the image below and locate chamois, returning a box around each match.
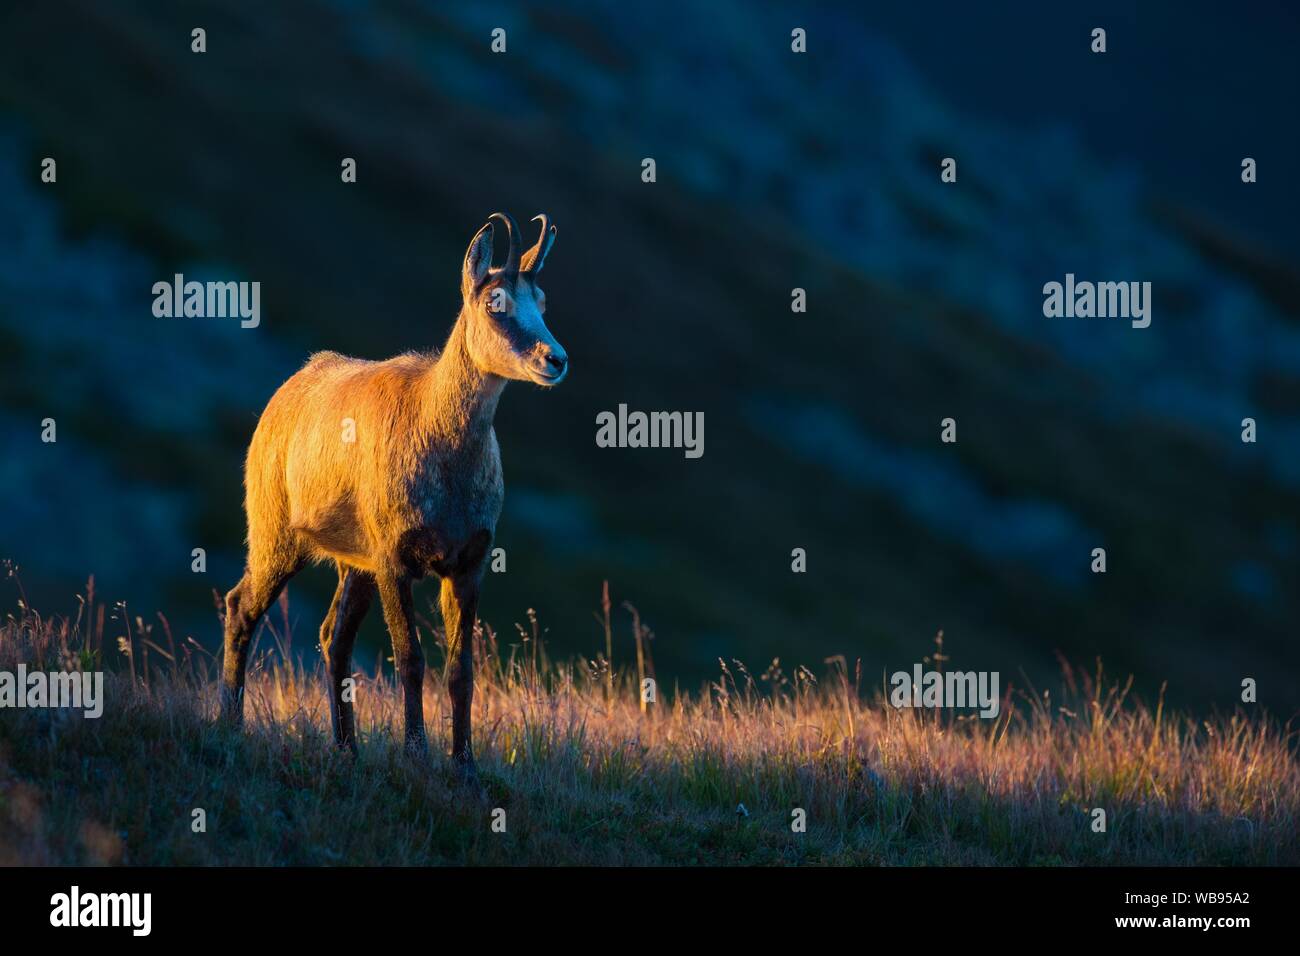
[220,212,566,779]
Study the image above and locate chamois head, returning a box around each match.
[460,212,567,387]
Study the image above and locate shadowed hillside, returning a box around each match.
[0,1,1297,713]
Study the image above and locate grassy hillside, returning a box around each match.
[2,580,1295,866]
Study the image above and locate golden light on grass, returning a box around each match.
[1,580,1296,865]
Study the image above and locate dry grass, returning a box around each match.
[1,575,1297,865]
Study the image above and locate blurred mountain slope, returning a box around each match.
[0,0,1296,709]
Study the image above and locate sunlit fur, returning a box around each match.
[219,213,564,778]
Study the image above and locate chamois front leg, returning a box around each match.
[377,574,428,758]
[220,559,301,726]
[440,573,481,781]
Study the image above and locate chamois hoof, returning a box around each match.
[218,687,245,728]
[453,753,483,791]
[404,735,430,763]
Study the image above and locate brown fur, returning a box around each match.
[219,214,565,779]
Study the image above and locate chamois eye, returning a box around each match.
[487,288,514,317]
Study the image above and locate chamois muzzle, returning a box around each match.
[529,344,568,385]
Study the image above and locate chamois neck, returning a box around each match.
[423,314,506,446]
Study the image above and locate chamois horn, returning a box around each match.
[521,214,557,274]
[485,212,521,283]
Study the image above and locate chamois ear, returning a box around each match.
[521,214,557,275]
[462,221,494,295]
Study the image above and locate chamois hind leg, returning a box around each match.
[321,565,375,752]
[220,553,303,726]
[376,573,428,758]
